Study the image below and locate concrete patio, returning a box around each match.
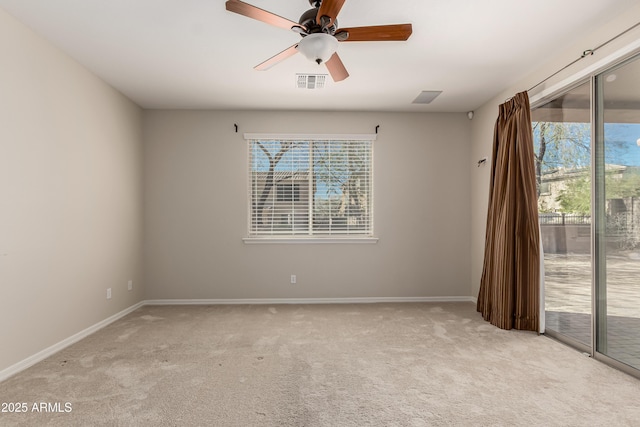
[544,252,640,369]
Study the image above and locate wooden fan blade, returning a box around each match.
[226,0,299,31]
[316,0,346,26]
[335,24,413,42]
[325,53,349,82]
[254,43,299,71]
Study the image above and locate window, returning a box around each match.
[246,134,374,240]
[276,183,300,202]
[539,181,551,196]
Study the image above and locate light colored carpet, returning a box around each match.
[1,302,639,426]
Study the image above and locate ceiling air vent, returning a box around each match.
[297,74,327,89]
[412,90,443,104]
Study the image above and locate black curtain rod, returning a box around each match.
[527,21,640,93]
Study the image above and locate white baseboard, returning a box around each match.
[144,296,476,305]
[0,301,145,383]
[1,296,475,382]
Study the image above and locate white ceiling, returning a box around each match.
[1,0,638,112]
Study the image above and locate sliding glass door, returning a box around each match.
[532,81,592,349]
[596,57,640,370]
[534,53,640,375]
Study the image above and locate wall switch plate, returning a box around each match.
[291,275,296,284]
[107,288,112,299]
[128,280,133,291]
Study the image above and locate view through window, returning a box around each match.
[247,136,373,238]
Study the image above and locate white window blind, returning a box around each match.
[247,134,374,238]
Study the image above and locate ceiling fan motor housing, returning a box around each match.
[299,7,337,35]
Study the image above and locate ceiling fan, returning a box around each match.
[225,0,413,82]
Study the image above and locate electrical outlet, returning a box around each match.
[291,275,297,284]
[107,288,112,299]
[128,280,133,291]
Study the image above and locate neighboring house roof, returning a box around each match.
[541,164,633,183]
[253,171,310,181]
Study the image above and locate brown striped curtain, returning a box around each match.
[477,91,540,331]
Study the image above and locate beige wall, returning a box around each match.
[143,110,471,300]
[0,9,144,372]
[469,4,640,298]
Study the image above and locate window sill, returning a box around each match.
[243,237,379,245]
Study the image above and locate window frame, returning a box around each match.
[243,133,378,244]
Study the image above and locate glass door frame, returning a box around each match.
[592,72,607,358]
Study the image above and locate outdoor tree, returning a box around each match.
[533,121,590,197]
[533,120,631,212]
[555,176,591,214]
[253,140,299,226]
[557,171,640,214]
[312,141,370,226]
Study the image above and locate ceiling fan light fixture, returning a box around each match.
[297,33,338,64]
